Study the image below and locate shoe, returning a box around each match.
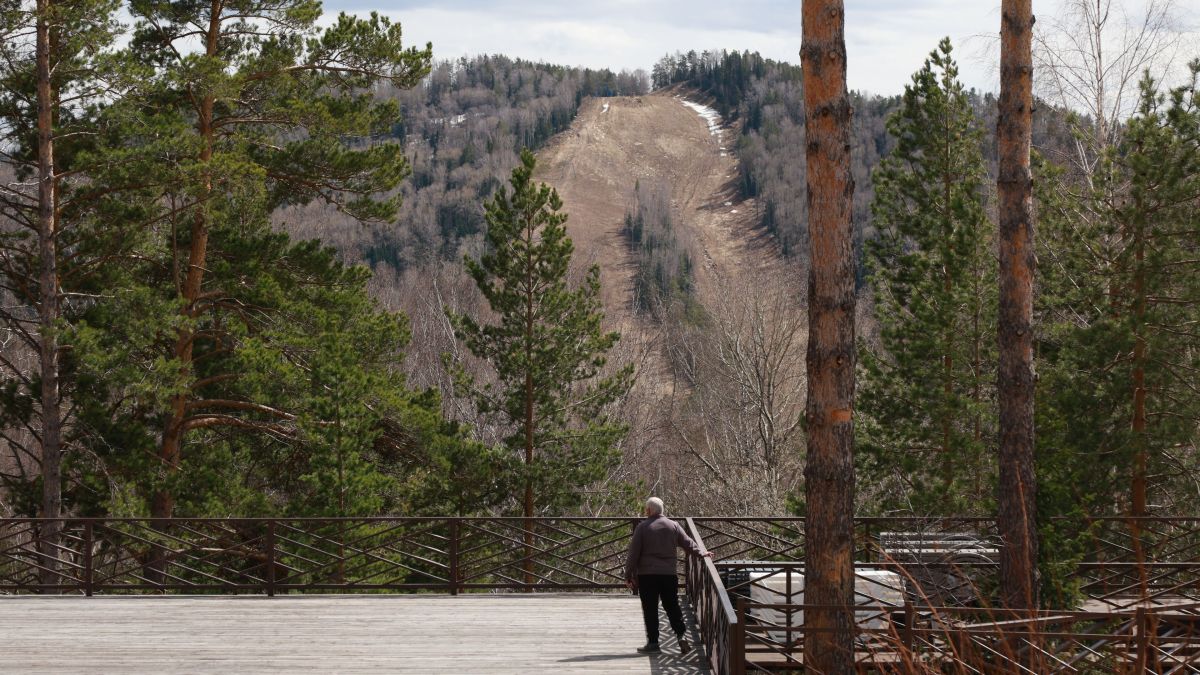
[637,642,661,654]
[678,636,692,654]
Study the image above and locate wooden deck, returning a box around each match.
[0,594,710,673]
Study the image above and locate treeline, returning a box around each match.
[653,49,895,259]
[653,49,1076,262]
[286,56,649,272]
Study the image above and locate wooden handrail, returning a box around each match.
[687,517,737,624]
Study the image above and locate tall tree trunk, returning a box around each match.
[972,255,984,495]
[152,0,221,522]
[997,0,1039,612]
[1130,196,1147,519]
[523,223,535,589]
[35,0,63,592]
[523,368,534,588]
[1130,196,1148,595]
[942,165,954,496]
[801,1,857,671]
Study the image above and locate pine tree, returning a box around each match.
[104,1,431,519]
[449,149,632,580]
[859,39,996,515]
[1038,64,1200,591]
[0,0,121,584]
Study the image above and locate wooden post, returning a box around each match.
[1135,606,1149,671]
[732,597,747,675]
[902,600,914,654]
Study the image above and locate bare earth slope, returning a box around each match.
[536,93,784,331]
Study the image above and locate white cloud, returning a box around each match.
[333,1,1197,97]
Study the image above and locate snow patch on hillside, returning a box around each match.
[679,99,722,136]
[601,103,610,113]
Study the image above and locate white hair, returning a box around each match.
[646,497,664,516]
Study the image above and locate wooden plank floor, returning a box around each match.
[0,594,711,674]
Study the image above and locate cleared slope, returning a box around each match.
[535,93,787,332]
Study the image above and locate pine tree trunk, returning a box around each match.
[523,224,536,589]
[153,0,220,522]
[997,0,1039,612]
[523,368,534,589]
[801,1,857,671]
[35,0,63,593]
[1130,196,1149,595]
[942,167,954,496]
[1130,195,1147,519]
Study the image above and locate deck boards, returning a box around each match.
[0,594,710,673]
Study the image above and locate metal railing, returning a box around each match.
[729,600,1200,673]
[6,516,1200,672]
[684,518,744,675]
[0,517,638,595]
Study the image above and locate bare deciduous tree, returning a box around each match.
[664,273,807,514]
[1035,0,1190,171]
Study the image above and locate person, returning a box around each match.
[624,497,712,655]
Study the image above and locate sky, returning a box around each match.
[323,1,1200,98]
[322,1,1007,96]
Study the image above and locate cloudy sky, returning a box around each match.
[322,1,1006,96]
[325,1,1196,97]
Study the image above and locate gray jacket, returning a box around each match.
[624,514,704,579]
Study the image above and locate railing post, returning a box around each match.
[1134,606,1147,671]
[1135,606,1158,673]
[731,596,746,675]
[902,599,914,654]
[449,518,460,596]
[83,521,94,597]
[265,520,276,598]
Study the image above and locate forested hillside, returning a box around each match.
[651,49,1075,260]
[282,56,648,272]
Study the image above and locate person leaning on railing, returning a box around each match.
[624,497,713,655]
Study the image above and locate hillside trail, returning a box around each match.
[536,92,789,385]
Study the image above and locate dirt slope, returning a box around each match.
[535,93,784,333]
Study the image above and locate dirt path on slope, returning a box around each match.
[536,93,786,337]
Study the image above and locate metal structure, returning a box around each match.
[0,517,638,595]
[4,516,1200,672]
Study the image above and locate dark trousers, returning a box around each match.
[637,574,686,643]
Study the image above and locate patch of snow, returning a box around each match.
[731,209,739,214]
[681,99,722,137]
[724,201,732,207]
[601,103,610,114]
